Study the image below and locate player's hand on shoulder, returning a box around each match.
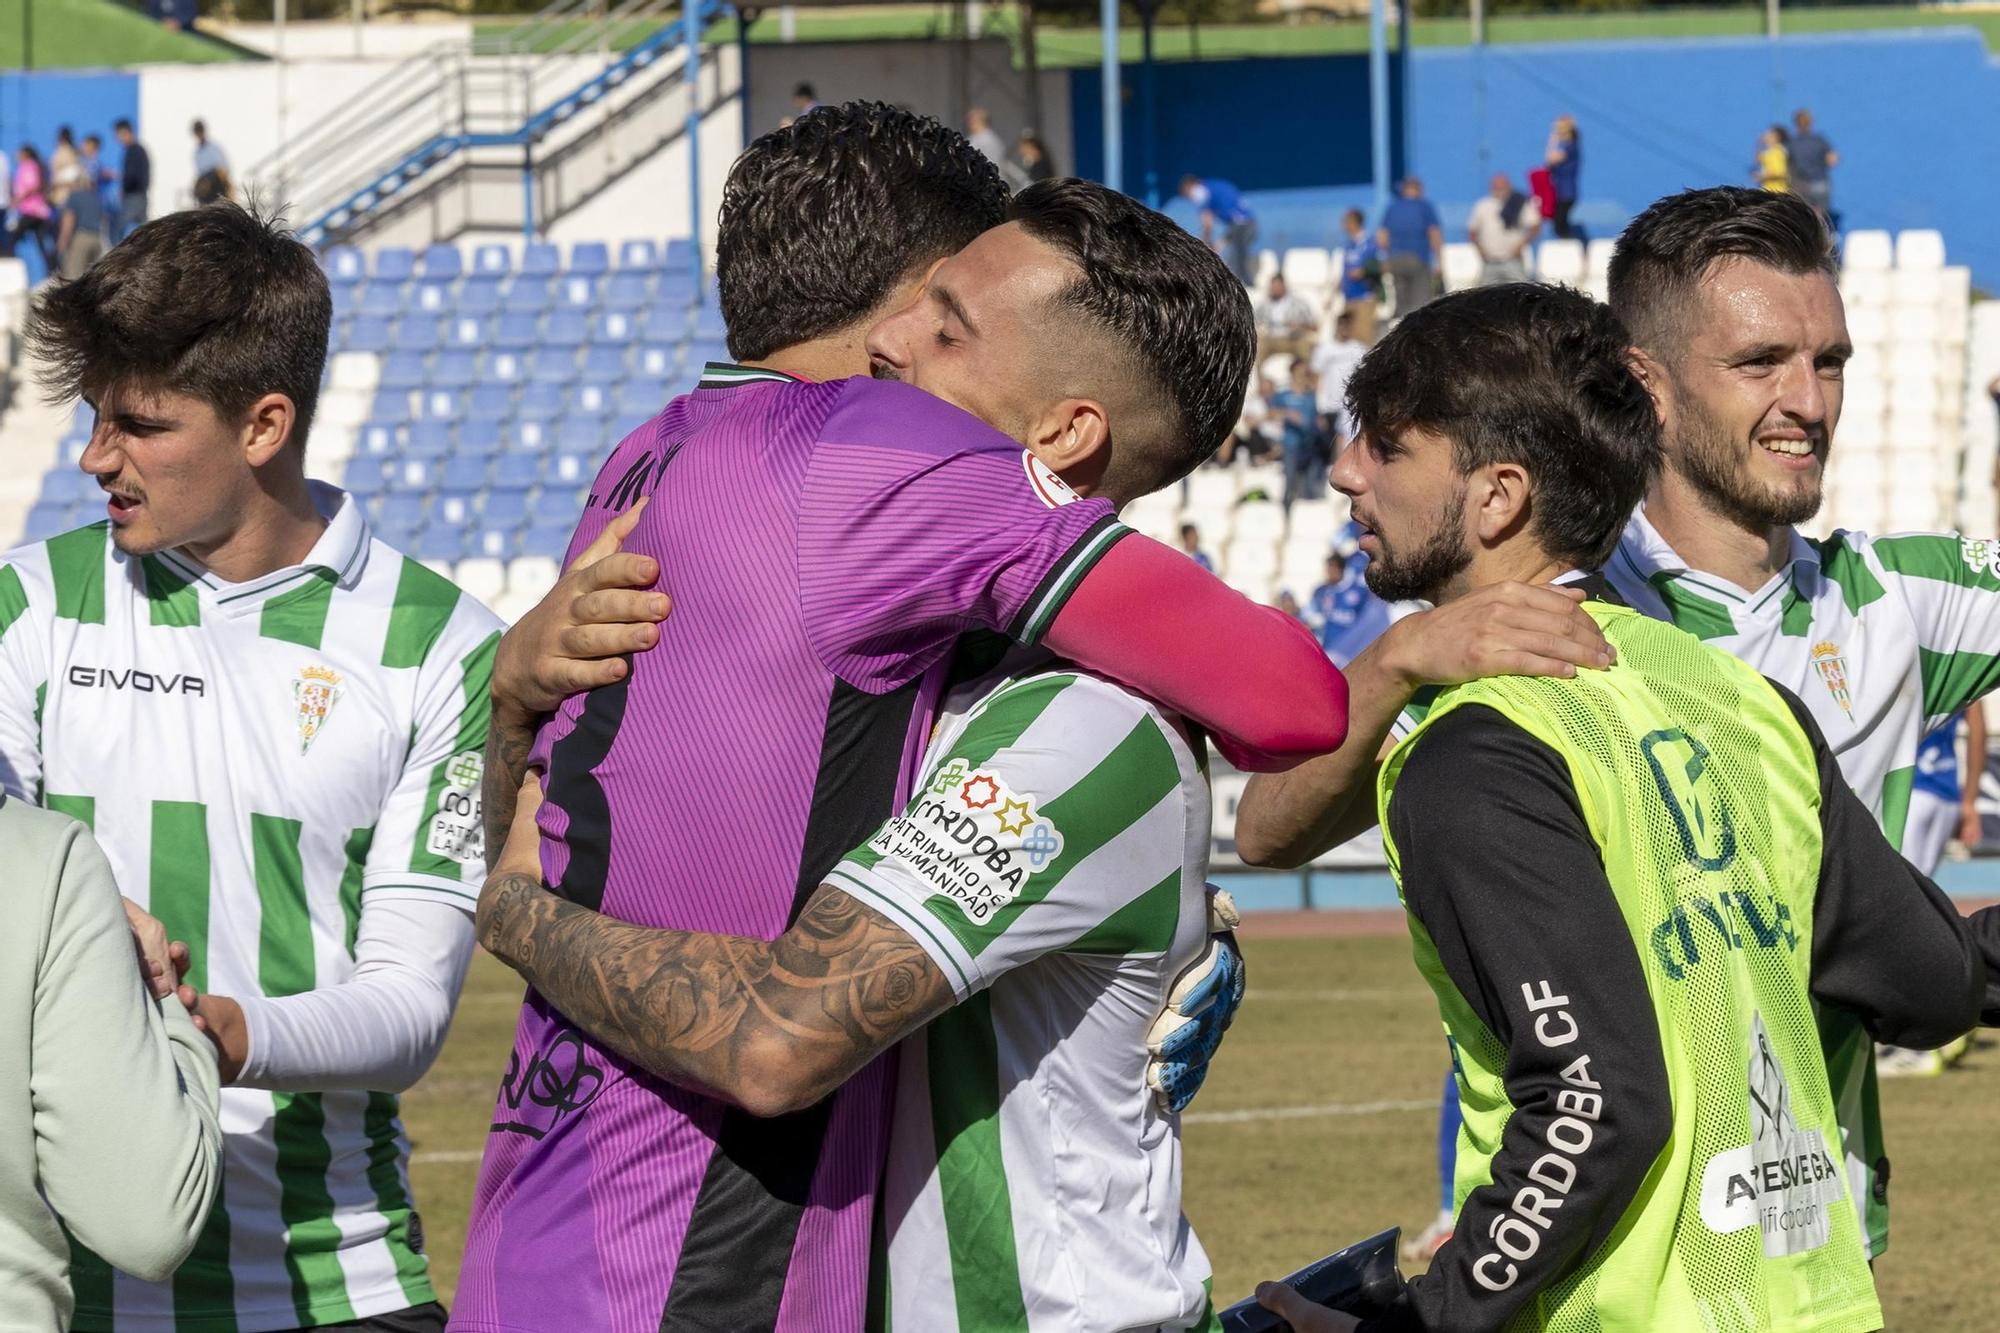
[493,500,670,718]
[1255,1281,1362,1332]
[1145,887,1246,1114]
[1378,580,1612,689]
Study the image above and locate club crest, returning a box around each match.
[1809,642,1853,720]
[294,664,344,755]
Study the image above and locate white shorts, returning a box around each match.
[1903,789,1957,876]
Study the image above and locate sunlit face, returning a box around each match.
[78,386,261,558]
[1654,258,1850,532]
[1330,423,1472,604]
[864,223,1078,446]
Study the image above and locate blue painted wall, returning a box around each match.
[0,71,141,281]
[1076,28,2000,287]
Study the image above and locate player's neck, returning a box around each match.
[1644,473,1792,593]
[745,334,871,385]
[1436,547,1573,607]
[178,472,327,585]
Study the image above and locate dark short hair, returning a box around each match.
[1342,207,1364,227]
[1608,186,1836,358]
[191,118,205,136]
[83,133,101,149]
[114,118,133,133]
[793,82,816,99]
[716,101,1007,362]
[1345,283,1659,570]
[26,202,331,452]
[1009,177,1254,486]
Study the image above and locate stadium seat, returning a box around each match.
[618,239,660,271]
[603,272,653,311]
[442,455,491,491]
[508,554,563,595]
[1537,239,1586,286]
[520,242,562,277]
[492,453,541,490]
[687,339,730,367]
[473,244,512,277]
[359,283,406,317]
[411,281,455,315]
[573,384,612,417]
[655,269,697,305]
[373,247,416,281]
[1894,230,1946,272]
[37,468,95,504]
[1841,230,1893,272]
[614,384,660,420]
[521,523,573,559]
[327,352,380,394]
[520,382,568,418]
[432,489,480,529]
[543,311,589,347]
[457,420,503,458]
[1441,243,1481,293]
[557,275,599,310]
[391,458,439,492]
[1281,247,1332,291]
[1892,268,1943,309]
[448,315,491,349]
[1184,469,1235,513]
[354,422,402,459]
[583,345,629,381]
[569,242,611,276]
[466,385,515,422]
[323,245,366,285]
[368,391,412,424]
[343,458,389,496]
[482,488,533,530]
[378,353,428,391]
[347,318,395,354]
[391,317,442,353]
[405,421,454,458]
[691,307,728,343]
[416,527,470,564]
[456,279,504,317]
[638,304,691,342]
[493,313,540,350]
[431,350,479,388]
[557,418,608,456]
[454,558,509,606]
[635,344,678,380]
[317,388,372,431]
[530,348,579,384]
[378,492,426,531]
[22,502,71,542]
[418,388,466,421]
[508,418,556,453]
[486,350,527,384]
[1845,305,1889,349]
[664,238,696,272]
[420,244,462,280]
[591,312,635,345]
[542,453,596,488]
[1840,270,1891,310]
[503,278,554,314]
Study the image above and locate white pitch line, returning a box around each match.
[409,1096,1440,1163]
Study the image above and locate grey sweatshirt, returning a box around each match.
[0,796,222,1330]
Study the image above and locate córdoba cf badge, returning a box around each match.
[294,664,344,754]
[1809,642,1854,720]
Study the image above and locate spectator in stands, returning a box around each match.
[1377,176,1442,319]
[1179,522,1216,573]
[190,120,231,205]
[1227,371,1283,465]
[80,135,116,235]
[792,83,819,118]
[1755,124,1790,193]
[1336,207,1382,344]
[1545,114,1582,239]
[1467,171,1541,286]
[114,120,150,241]
[1180,173,1258,285]
[1017,131,1056,184]
[47,128,78,209]
[966,107,1009,170]
[1307,543,1396,668]
[10,146,56,274]
[55,165,106,280]
[1311,309,1367,448]
[0,145,11,260]
[1254,273,1320,362]
[1276,589,1307,621]
[1271,356,1325,510]
[1790,108,1838,227]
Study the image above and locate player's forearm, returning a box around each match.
[483,705,539,855]
[477,876,950,1116]
[1234,634,1411,866]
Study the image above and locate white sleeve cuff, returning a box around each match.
[825,864,982,1001]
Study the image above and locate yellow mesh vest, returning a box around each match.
[1378,603,1881,1333]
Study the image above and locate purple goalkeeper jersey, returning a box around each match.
[453,364,1129,1333]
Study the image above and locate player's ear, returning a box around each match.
[1472,459,1534,547]
[1029,399,1112,494]
[242,392,299,468]
[1626,347,1671,429]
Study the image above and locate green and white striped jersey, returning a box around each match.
[830,657,1221,1333]
[0,485,501,1331]
[1605,508,2000,1261]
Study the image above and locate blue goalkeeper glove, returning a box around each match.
[1146,886,1247,1113]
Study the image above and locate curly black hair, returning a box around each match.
[717,101,1009,362]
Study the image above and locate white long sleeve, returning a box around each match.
[233,895,475,1093]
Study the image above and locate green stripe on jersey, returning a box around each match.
[272,1093,358,1325]
[1653,577,1737,641]
[0,563,27,639]
[1070,866,1182,955]
[143,555,202,628]
[47,523,109,625]
[1872,533,1997,588]
[340,826,374,957]
[1779,584,1813,638]
[382,558,464,669]
[362,1093,436,1307]
[408,632,498,879]
[260,569,338,648]
[928,992,1030,1330]
[46,793,95,827]
[950,674,1074,769]
[254,813,314,998]
[1917,646,2000,721]
[151,802,214,989]
[1879,765,1914,852]
[1810,535,1888,616]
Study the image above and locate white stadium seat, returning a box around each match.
[1845,306,1889,349]
[327,351,380,394]
[1441,243,1482,293]
[1254,250,1281,288]
[1840,270,1891,311]
[1184,468,1237,513]
[1891,268,1943,310]
[1536,239,1586,286]
[0,259,30,300]
[317,388,372,430]
[1841,230,1893,272]
[453,558,508,607]
[1233,500,1286,544]
[1894,229,1947,272]
[1225,538,1281,576]
[505,556,560,603]
[1282,247,1333,291]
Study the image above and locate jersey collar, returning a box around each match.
[696,361,807,390]
[156,480,372,617]
[1615,506,1820,612]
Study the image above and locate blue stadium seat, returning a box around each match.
[507,418,555,454]
[378,492,427,531]
[406,421,454,458]
[520,242,562,277]
[420,244,462,280]
[458,419,503,457]
[557,418,607,456]
[555,275,598,311]
[324,245,367,285]
[373,247,416,281]
[618,239,659,271]
[389,459,437,493]
[486,350,526,384]
[391,318,441,353]
[446,315,490,349]
[39,468,96,503]
[568,241,611,276]
[503,278,553,314]
[431,350,479,389]
[417,527,470,563]
[529,349,577,385]
[346,317,394,354]
[522,521,573,559]
[378,353,429,391]
[456,278,504,317]
[664,238,695,271]
[611,411,652,440]
[519,382,567,418]
[355,422,401,458]
[590,311,636,346]
[614,384,662,421]
[542,452,596,488]
[417,388,466,421]
[473,244,512,278]
[431,489,479,528]
[410,281,454,316]
[687,339,729,367]
[23,502,72,541]
[542,311,588,347]
[582,345,628,381]
[571,383,612,418]
[466,385,515,422]
[441,456,489,491]
[330,286,357,321]
[530,490,584,529]
[637,304,689,343]
[368,391,412,424]
[482,487,533,530]
[493,313,539,350]
[358,283,406,318]
[635,343,678,380]
[470,527,518,561]
[328,318,354,352]
[602,273,652,311]
[343,458,389,496]
[491,453,541,490]
[691,307,728,342]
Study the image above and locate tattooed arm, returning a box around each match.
[476,775,952,1117]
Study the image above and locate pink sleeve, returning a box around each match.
[1042,535,1351,772]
